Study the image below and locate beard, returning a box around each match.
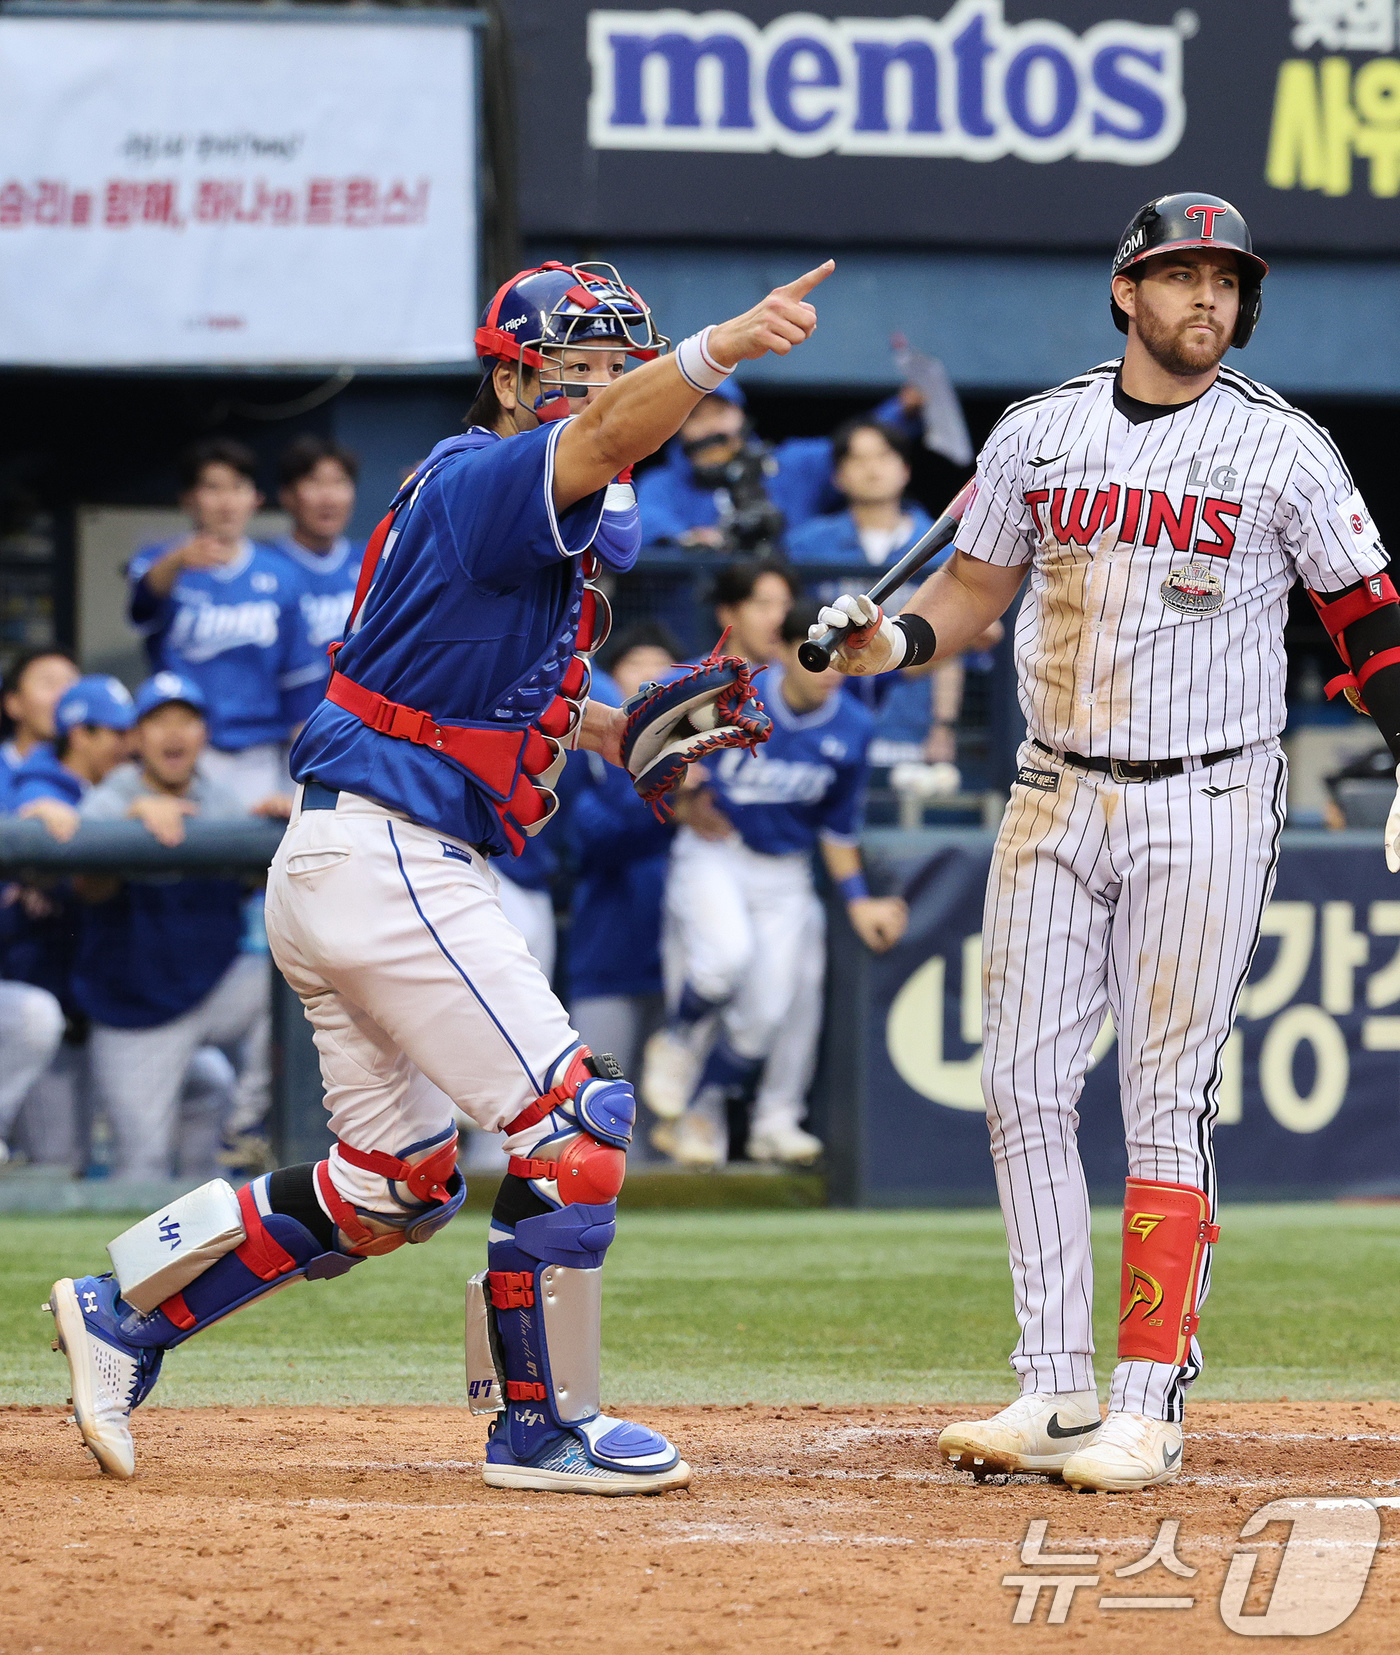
[1134,301,1230,377]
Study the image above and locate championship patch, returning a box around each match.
[1015,765,1059,792]
[1161,559,1224,615]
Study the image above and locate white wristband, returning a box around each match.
[675,326,734,394]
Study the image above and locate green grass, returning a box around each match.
[3,1204,1398,1408]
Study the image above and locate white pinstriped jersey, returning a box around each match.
[956,360,1388,759]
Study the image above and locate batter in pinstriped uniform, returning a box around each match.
[813,193,1400,1493]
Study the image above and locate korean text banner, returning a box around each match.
[844,831,1400,1204]
[0,15,477,367]
[511,0,1400,253]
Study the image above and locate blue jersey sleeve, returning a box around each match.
[127,543,171,637]
[428,422,607,591]
[816,724,873,845]
[568,755,674,873]
[274,565,328,727]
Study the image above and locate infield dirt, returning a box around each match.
[4,1401,1398,1653]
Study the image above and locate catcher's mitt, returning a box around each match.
[619,632,772,817]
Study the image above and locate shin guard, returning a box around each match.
[1118,1178,1220,1366]
[478,1047,679,1481]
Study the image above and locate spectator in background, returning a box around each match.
[710,558,800,666]
[566,622,682,1082]
[273,435,364,680]
[4,676,135,1171]
[1,647,79,809]
[127,438,323,812]
[11,675,134,839]
[788,418,932,571]
[790,418,1000,771]
[637,381,921,554]
[74,672,270,1182]
[643,602,907,1167]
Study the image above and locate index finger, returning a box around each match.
[775,259,835,301]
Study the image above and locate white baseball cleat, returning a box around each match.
[1061,1411,1183,1492]
[748,1124,824,1165]
[640,1026,704,1121]
[664,1109,726,1168]
[47,1276,165,1480]
[939,1390,1102,1479]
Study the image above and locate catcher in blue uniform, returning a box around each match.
[47,255,831,1497]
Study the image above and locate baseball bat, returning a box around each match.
[797,476,977,673]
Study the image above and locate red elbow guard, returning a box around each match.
[1308,575,1400,709]
[1118,1178,1220,1366]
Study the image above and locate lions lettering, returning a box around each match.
[168,592,280,662]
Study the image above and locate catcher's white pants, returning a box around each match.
[265,789,577,1214]
[662,828,823,1131]
[982,740,1286,1422]
[494,871,557,985]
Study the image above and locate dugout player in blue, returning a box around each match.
[648,603,909,1166]
[48,256,832,1493]
[128,438,323,810]
[273,435,364,685]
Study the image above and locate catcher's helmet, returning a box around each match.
[1110,193,1269,349]
[476,261,668,421]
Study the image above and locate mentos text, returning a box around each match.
[587,2,1185,162]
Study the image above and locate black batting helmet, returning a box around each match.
[1110,192,1269,349]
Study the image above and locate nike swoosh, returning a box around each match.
[1045,1414,1099,1440]
[1201,783,1246,798]
[1164,1443,1182,1468]
[1028,451,1070,469]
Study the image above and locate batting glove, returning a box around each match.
[811,594,907,676]
[1387,763,1400,873]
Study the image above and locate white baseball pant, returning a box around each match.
[494,870,557,985]
[982,740,1287,1422]
[90,954,271,1181]
[0,980,65,1146]
[662,827,824,1134]
[264,789,578,1215]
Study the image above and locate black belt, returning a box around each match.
[1032,740,1243,784]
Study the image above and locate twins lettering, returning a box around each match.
[1024,485,1242,558]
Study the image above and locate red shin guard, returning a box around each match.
[1118,1178,1220,1366]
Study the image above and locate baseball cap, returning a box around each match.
[54,675,136,736]
[134,671,208,721]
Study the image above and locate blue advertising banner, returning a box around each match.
[822,828,1400,1204]
[509,1,1400,253]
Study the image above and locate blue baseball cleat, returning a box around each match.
[47,1276,165,1479]
[483,1409,691,1496]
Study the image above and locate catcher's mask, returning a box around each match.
[475,261,670,424]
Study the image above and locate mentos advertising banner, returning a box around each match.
[510,1,1400,250]
[825,829,1400,1204]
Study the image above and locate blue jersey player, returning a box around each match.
[273,435,365,686]
[127,438,323,810]
[644,602,908,1167]
[48,256,833,1495]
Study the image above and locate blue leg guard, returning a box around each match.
[480,1047,690,1495]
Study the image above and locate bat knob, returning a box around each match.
[798,638,833,673]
